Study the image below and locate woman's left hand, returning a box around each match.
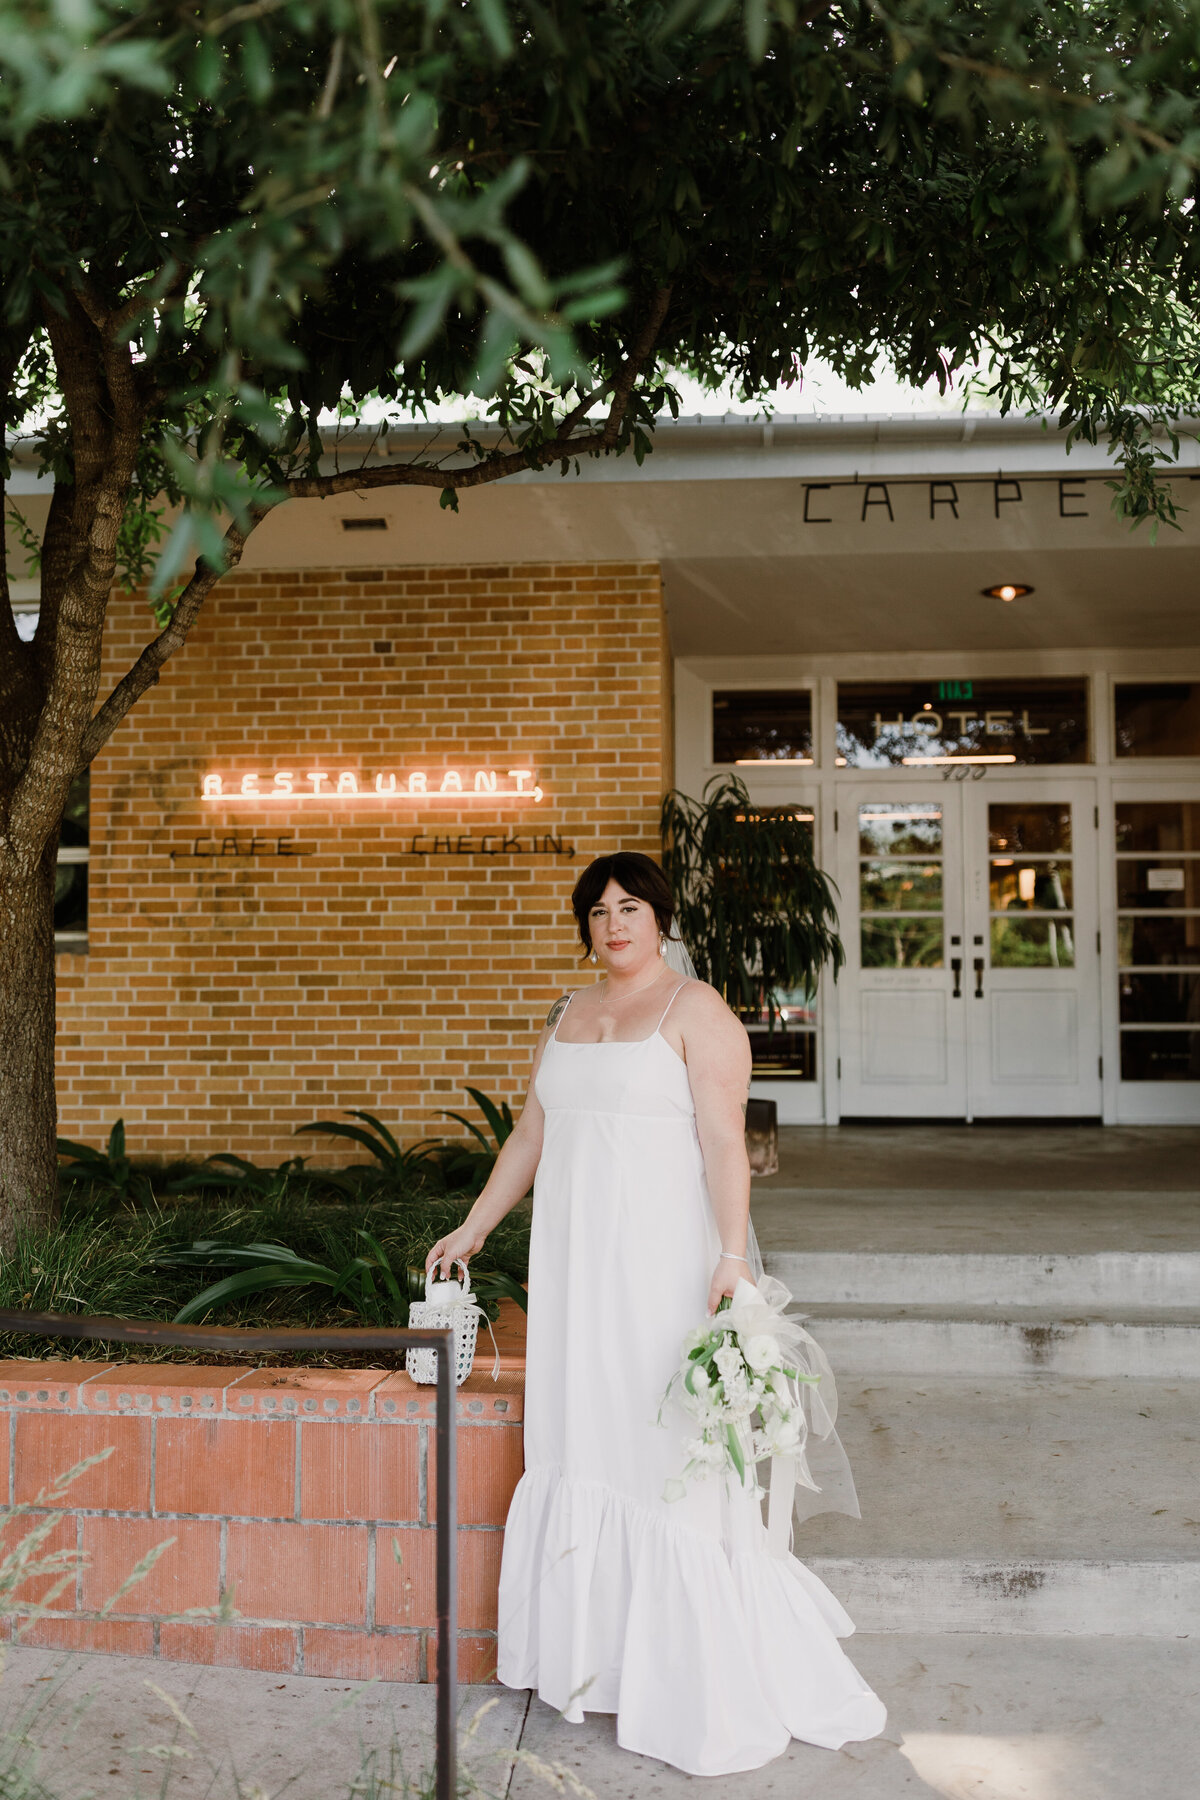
[707,1254,745,1316]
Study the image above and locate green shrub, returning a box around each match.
[0,1195,529,1367]
[20,1093,529,1365]
[297,1090,515,1200]
[56,1118,157,1211]
[161,1230,526,1327]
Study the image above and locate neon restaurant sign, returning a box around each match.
[200,765,544,803]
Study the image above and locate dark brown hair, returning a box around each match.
[570,852,675,957]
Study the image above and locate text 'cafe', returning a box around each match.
[15,409,1200,1157]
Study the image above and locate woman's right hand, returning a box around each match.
[425,1222,488,1280]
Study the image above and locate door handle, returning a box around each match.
[973,957,985,998]
[950,957,962,998]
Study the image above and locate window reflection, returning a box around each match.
[862,918,945,968]
[713,689,814,764]
[990,861,1073,912]
[734,807,820,1081]
[837,679,1089,768]
[858,803,943,855]
[1115,800,1200,853]
[988,803,1071,855]
[1114,684,1200,758]
[739,985,818,1082]
[1119,971,1200,1024]
[992,918,1075,968]
[858,804,944,967]
[1120,1031,1200,1080]
[860,860,943,912]
[988,802,1075,967]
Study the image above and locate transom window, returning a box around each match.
[712,689,813,765]
[1114,683,1200,758]
[837,678,1090,768]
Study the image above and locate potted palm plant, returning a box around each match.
[660,776,843,1173]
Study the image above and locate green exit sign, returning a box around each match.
[936,680,974,701]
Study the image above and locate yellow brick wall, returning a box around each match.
[55,561,667,1161]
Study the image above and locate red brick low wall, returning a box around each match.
[0,1357,525,1682]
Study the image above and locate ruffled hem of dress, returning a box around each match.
[495,1463,887,1778]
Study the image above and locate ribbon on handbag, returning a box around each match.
[425,1271,502,1381]
[712,1273,841,1556]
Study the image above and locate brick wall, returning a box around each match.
[56,561,666,1160]
[0,1358,524,1680]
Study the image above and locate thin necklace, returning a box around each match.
[603,968,672,1004]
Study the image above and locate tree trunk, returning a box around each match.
[0,837,60,1249]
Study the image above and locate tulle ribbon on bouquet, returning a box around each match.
[714,1272,842,1554]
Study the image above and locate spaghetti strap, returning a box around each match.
[654,980,689,1035]
[550,992,574,1042]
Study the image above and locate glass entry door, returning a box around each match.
[961,782,1101,1117]
[836,781,1101,1118]
[837,789,969,1117]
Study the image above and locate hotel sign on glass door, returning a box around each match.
[836,679,1090,768]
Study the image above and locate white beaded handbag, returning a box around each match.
[406,1261,498,1388]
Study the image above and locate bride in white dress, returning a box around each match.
[426,851,886,1776]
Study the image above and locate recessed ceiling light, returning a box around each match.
[982,582,1033,602]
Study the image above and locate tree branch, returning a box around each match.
[32,482,79,681]
[79,286,674,767]
[920,45,1192,165]
[79,512,262,766]
[285,285,673,500]
[9,298,148,858]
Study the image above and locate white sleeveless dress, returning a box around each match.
[495,986,887,1776]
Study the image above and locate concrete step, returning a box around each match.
[513,1632,1200,1798]
[764,1246,1200,1309]
[793,1302,1200,1378]
[793,1375,1199,1636]
[751,1184,1200,1256]
[808,1555,1199,1636]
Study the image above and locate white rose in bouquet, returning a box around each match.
[743,1333,780,1373]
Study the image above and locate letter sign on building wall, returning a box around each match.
[200,766,544,803]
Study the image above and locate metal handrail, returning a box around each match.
[0,1311,459,1800]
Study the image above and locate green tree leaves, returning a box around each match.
[5,2,1200,660]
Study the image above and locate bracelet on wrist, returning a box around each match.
[720,1250,750,1263]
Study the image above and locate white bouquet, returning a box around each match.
[659,1272,842,1551]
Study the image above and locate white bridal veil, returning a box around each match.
[667,922,862,1533]
[661,923,699,982]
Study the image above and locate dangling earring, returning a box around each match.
[589,951,598,965]
[659,935,667,957]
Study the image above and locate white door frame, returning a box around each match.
[835,782,969,1118]
[961,777,1102,1119]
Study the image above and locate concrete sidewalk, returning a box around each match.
[752,1124,1200,1257]
[1,1637,1194,1799]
